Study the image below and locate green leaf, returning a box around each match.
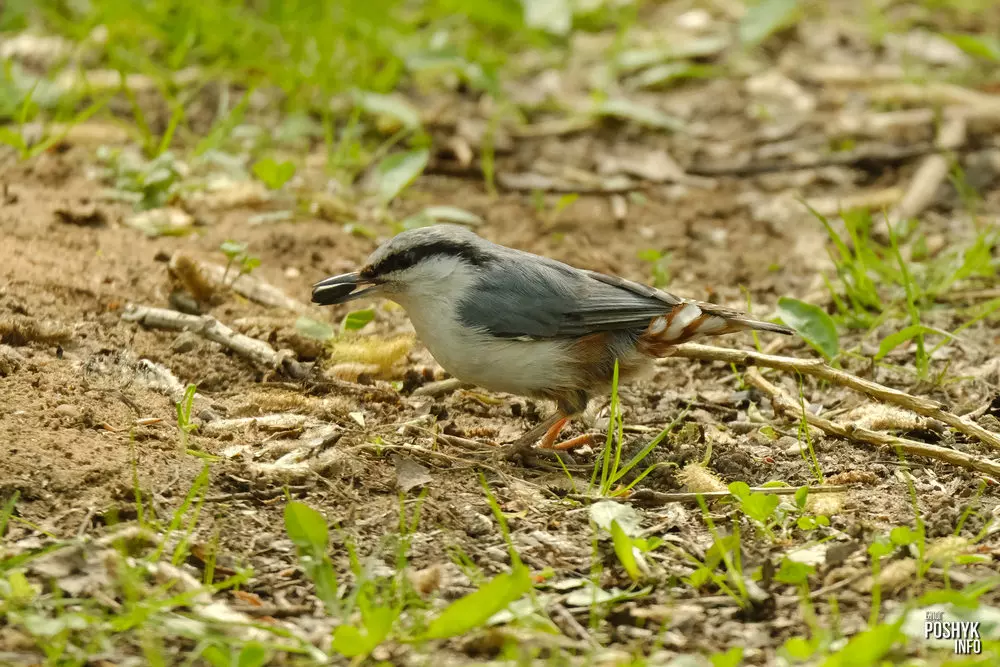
[740,492,780,524]
[794,486,809,510]
[820,620,902,667]
[593,98,686,132]
[236,643,270,667]
[611,520,641,582]
[295,316,336,341]
[331,599,396,659]
[739,0,801,49]
[284,501,339,614]
[944,33,1000,61]
[776,297,839,360]
[284,501,328,552]
[710,646,744,667]
[220,240,247,259]
[868,536,894,559]
[637,248,662,263]
[331,627,368,658]
[782,636,817,661]
[423,565,532,639]
[728,481,751,500]
[240,256,261,274]
[354,90,422,130]
[889,525,918,546]
[422,205,483,227]
[341,309,375,332]
[0,491,18,539]
[0,127,26,151]
[687,566,712,588]
[374,149,429,204]
[251,158,296,189]
[775,557,814,585]
[553,193,578,215]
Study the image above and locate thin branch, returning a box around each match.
[668,343,1000,452]
[123,304,400,403]
[886,114,966,226]
[411,377,467,397]
[685,143,948,177]
[123,304,306,378]
[745,368,1000,477]
[571,484,849,507]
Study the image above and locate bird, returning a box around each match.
[312,224,793,454]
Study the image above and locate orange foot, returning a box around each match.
[537,416,569,449]
[548,433,597,451]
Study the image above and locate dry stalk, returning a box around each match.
[745,368,1000,477]
[123,304,306,377]
[620,484,850,507]
[125,304,405,402]
[669,343,1000,452]
[411,377,467,397]
[886,114,967,226]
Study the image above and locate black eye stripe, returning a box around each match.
[367,240,491,277]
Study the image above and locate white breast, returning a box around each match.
[406,303,576,397]
[389,258,577,397]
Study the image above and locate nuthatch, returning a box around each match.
[312,225,792,452]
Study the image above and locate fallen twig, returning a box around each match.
[668,343,1000,452]
[935,288,1000,304]
[745,368,1000,477]
[200,414,310,437]
[886,114,967,226]
[550,603,602,649]
[686,143,947,177]
[195,257,309,313]
[602,484,849,507]
[204,486,312,503]
[411,377,467,397]
[123,304,306,378]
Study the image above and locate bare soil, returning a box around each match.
[3,25,1000,662]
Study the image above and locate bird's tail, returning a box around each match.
[638,300,793,356]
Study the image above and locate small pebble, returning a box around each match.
[54,403,81,420]
[198,408,222,423]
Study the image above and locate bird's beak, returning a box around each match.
[311,272,379,305]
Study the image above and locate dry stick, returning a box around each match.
[935,287,1000,304]
[745,368,1000,477]
[123,304,306,378]
[686,143,948,177]
[411,377,467,397]
[886,114,967,226]
[619,484,849,507]
[123,304,399,402]
[668,343,1000,452]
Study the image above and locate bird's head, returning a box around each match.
[311,224,491,306]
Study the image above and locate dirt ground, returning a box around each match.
[3,7,1000,665]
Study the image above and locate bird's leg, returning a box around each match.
[509,411,566,454]
[507,391,590,458]
[538,416,570,449]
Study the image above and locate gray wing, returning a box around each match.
[456,255,682,339]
